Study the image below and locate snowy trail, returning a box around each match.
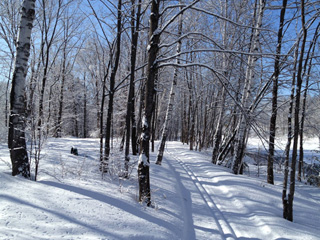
[162,141,320,240]
[165,148,237,240]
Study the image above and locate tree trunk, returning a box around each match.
[286,0,307,222]
[56,48,67,138]
[298,24,319,181]
[156,5,183,165]
[8,0,36,178]
[267,0,287,185]
[151,94,157,152]
[232,0,265,174]
[38,0,62,129]
[103,0,122,172]
[124,0,142,175]
[83,74,87,138]
[212,86,226,164]
[5,58,14,128]
[138,0,161,206]
[283,37,299,221]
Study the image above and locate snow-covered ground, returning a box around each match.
[1,138,319,239]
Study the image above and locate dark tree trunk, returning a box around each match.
[283,38,299,221]
[151,95,157,152]
[286,0,307,221]
[83,74,87,138]
[56,49,67,138]
[103,0,122,172]
[138,0,161,206]
[298,23,319,181]
[267,0,287,185]
[38,0,61,129]
[124,0,142,175]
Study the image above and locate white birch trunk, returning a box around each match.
[8,0,36,177]
[232,0,265,174]
[156,5,183,165]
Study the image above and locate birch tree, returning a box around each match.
[232,0,265,174]
[0,0,20,129]
[8,0,36,178]
[156,2,183,166]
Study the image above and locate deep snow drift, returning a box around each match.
[1,137,319,239]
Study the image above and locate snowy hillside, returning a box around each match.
[1,138,320,239]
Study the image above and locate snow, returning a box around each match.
[1,137,320,239]
[139,153,149,167]
[142,115,148,128]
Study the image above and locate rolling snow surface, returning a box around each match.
[1,138,319,239]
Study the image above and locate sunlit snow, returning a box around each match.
[1,137,319,239]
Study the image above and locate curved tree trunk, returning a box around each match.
[156,4,183,165]
[8,0,36,178]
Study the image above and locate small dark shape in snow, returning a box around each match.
[71,147,78,156]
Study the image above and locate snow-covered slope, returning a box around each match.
[1,138,319,239]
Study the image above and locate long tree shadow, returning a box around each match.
[0,194,118,238]
[39,180,178,234]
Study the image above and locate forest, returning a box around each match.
[1,0,320,229]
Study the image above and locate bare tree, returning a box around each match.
[103,0,123,172]
[156,2,183,165]
[284,0,308,222]
[232,0,266,174]
[298,23,320,181]
[124,0,142,176]
[267,0,287,185]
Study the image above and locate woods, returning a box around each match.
[1,0,320,223]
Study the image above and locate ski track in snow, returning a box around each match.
[165,148,237,240]
[163,142,320,240]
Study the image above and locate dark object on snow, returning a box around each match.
[71,147,78,156]
[307,175,320,187]
[304,163,320,187]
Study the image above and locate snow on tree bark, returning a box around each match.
[138,0,161,206]
[8,0,36,178]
